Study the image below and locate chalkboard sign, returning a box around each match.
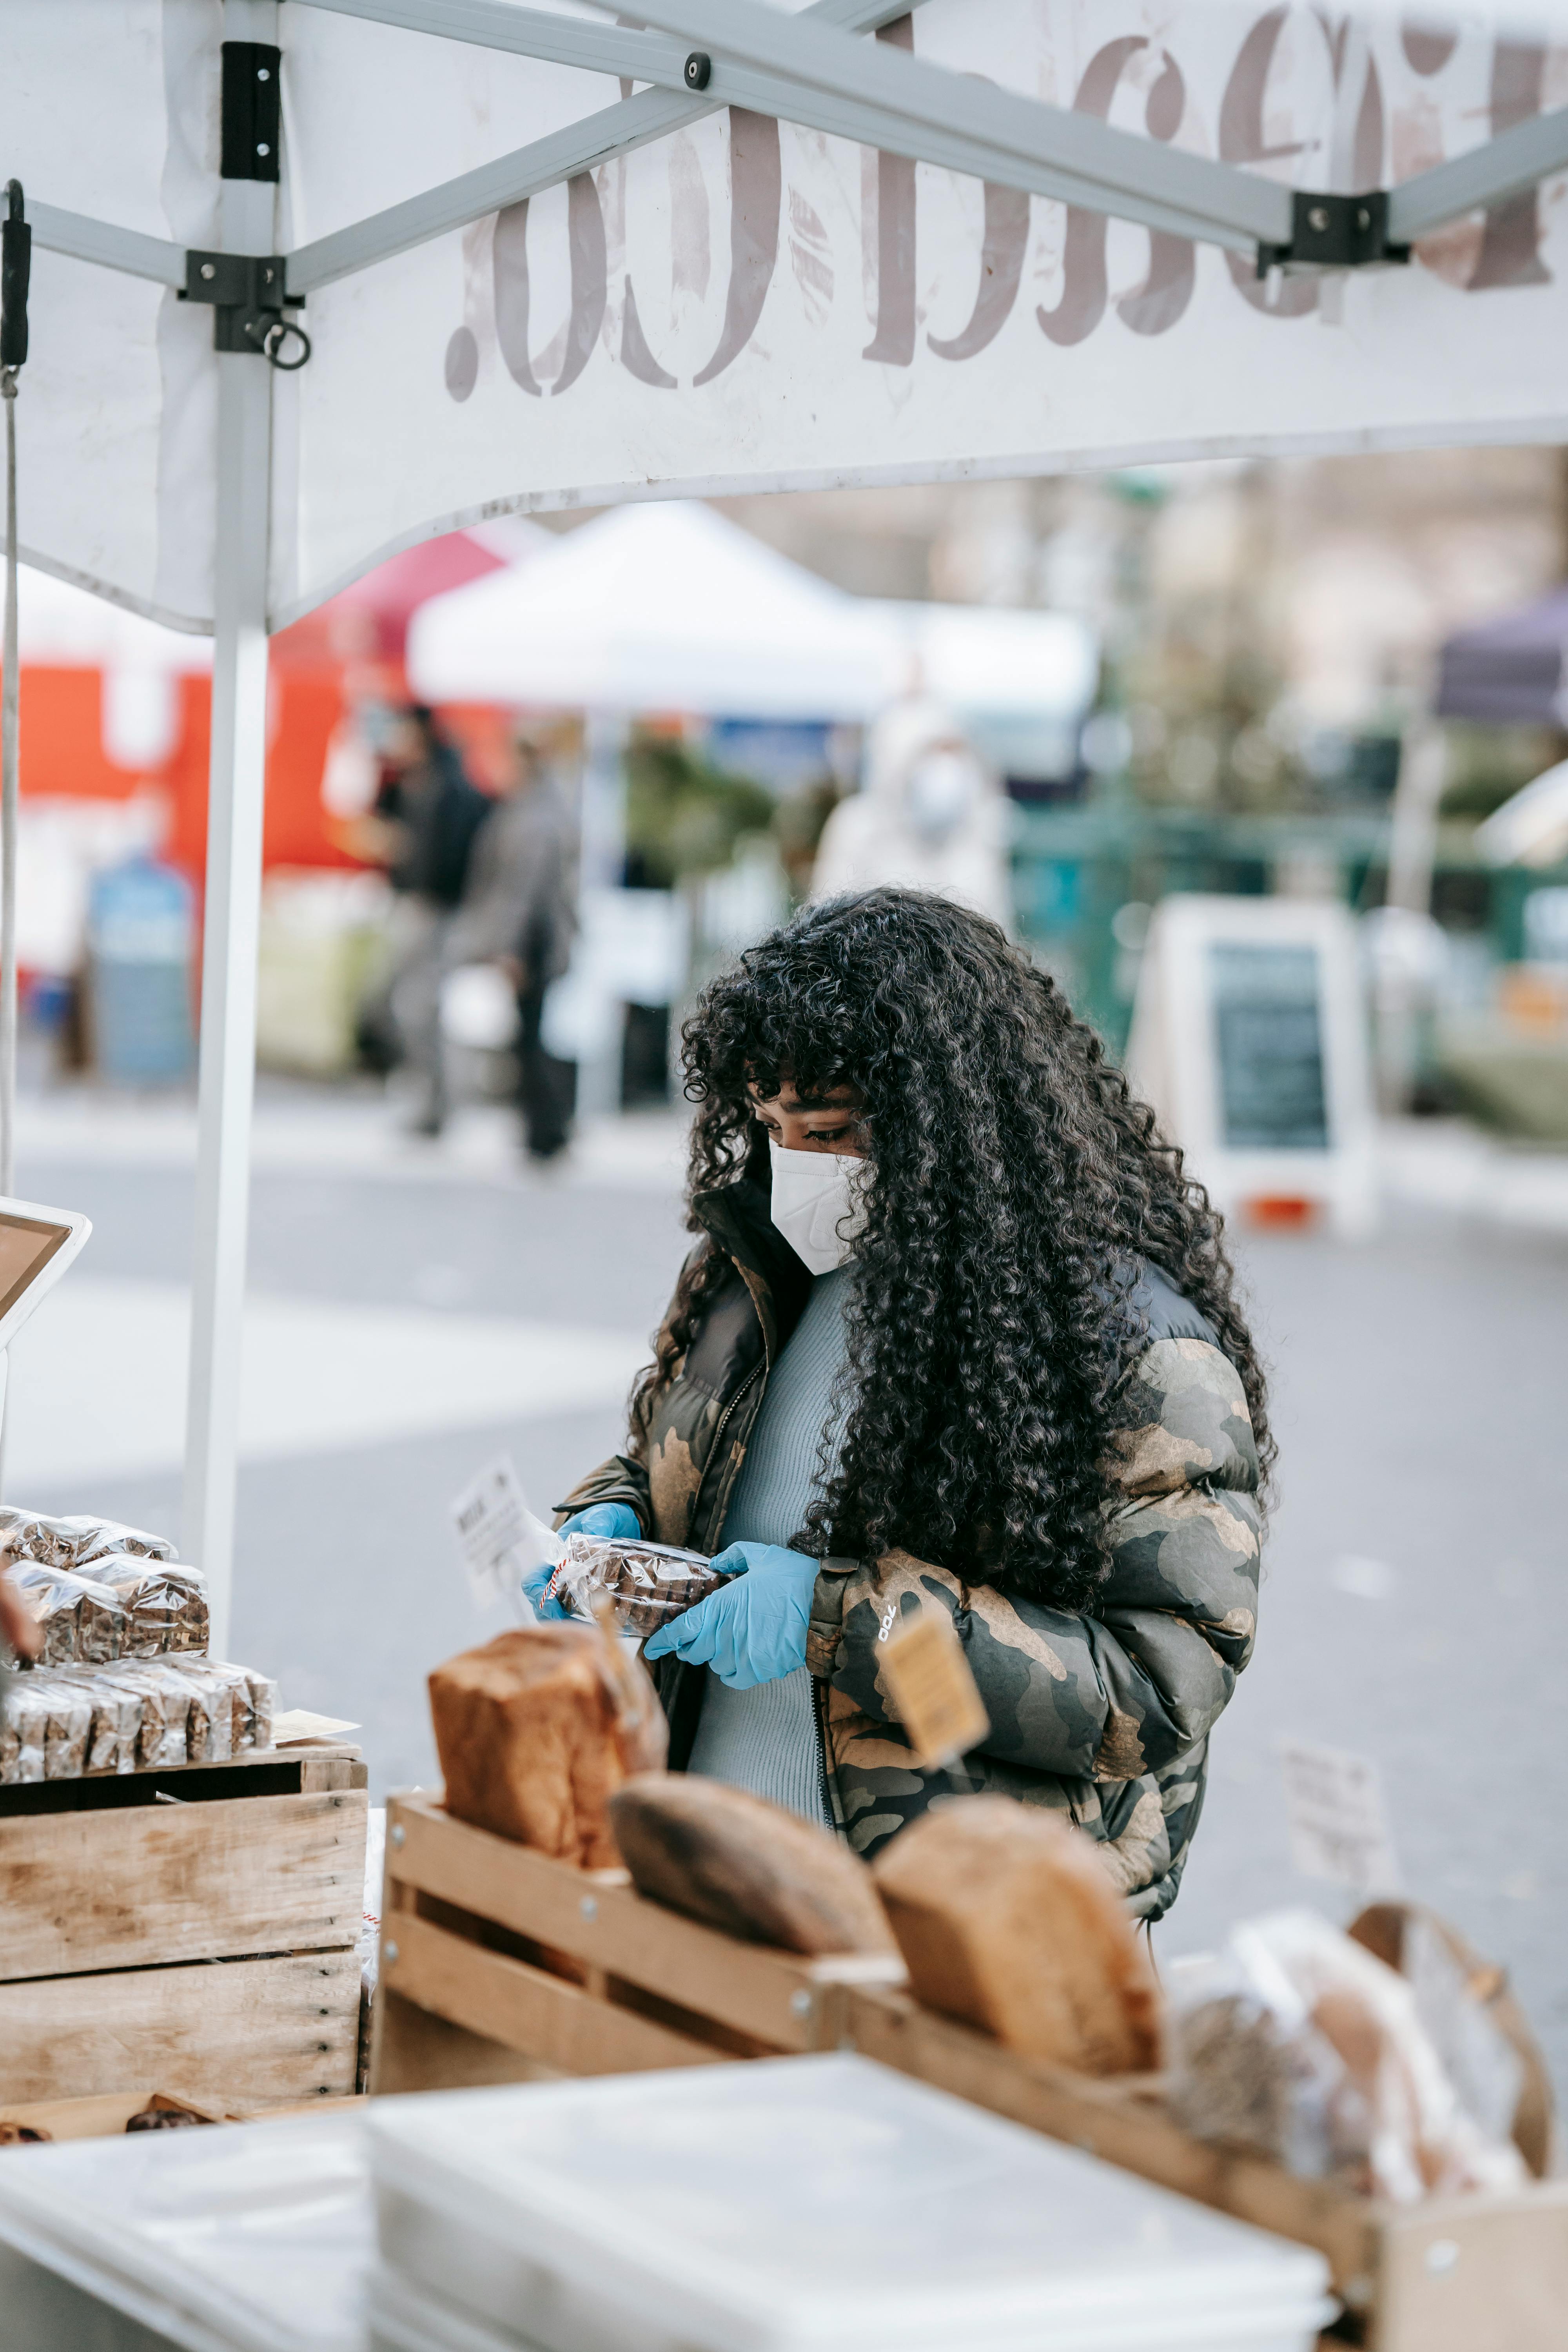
[1125,895,1376,1238]
[1209,943,1330,1151]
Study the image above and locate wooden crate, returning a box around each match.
[844,1982,1568,2352]
[370,1791,905,2094]
[0,1742,368,2109]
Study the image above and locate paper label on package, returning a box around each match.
[449,1453,561,1612]
[881,1604,990,1770]
[1280,1740,1402,1895]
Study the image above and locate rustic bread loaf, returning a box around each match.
[608,1773,898,1956]
[430,1624,667,1868]
[871,1795,1163,2075]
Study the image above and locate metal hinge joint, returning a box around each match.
[181,253,310,368]
[1256,189,1411,276]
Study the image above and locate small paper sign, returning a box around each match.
[880,1602,990,1770]
[1280,1739,1402,1895]
[449,1452,561,1612]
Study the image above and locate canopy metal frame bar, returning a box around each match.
[7,0,1568,1647]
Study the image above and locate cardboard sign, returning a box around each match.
[1280,1739,1402,1896]
[881,1603,991,1771]
[449,1452,561,1613]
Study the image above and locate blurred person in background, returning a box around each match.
[349,705,491,1135]
[810,695,1012,929]
[445,733,579,1165]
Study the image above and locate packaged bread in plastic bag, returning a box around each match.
[0,1507,175,1568]
[243,1667,277,1751]
[82,1558,209,1657]
[1168,1908,1527,2202]
[7,1563,127,1666]
[546,1532,726,1638]
[126,1658,196,1770]
[40,1675,94,1780]
[84,1670,147,1775]
[0,1678,49,1783]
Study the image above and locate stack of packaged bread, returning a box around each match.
[428,1613,1551,2204]
[1,1506,277,1784]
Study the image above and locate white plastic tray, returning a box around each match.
[369,2056,1333,2352]
[0,2109,371,2352]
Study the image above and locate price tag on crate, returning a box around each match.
[1280,1739,1402,1895]
[880,1602,989,1770]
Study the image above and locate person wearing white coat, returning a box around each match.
[809,695,1013,930]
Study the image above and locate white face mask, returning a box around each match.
[906,748,980,841]
[768,1140,868,1276]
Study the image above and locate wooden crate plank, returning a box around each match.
[844,1986,1375,2300]
[381,1910,728,2080]
[388,1794,899,2054]
[0,1951,360,2105]
[0,1746,363,1821]
[370,1987,564,2098]
[0,1788,367,1982]
[1372,2184,1568,2352]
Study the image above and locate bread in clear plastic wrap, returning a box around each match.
[243,1667,276,1751]
[78,1558,209,1657]
[0,1679,48,1782]
[42,1675,93,1780]
[546,1531,726,1637]
[1167,1908,1527,2203]
[0,1506,176,1568]
[84,1669,145,1775]
[7,1562,127,1666]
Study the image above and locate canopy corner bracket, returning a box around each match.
[181,251,310,368]
[1256,189,1410,278]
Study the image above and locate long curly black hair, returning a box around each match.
[635,889,1270,1610]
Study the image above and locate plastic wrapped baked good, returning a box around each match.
[1168,1909,1527,2203]
[0,1679,47,1783]
[171,1660,234,1763]
[546,1532,726,1638]
[7,1563,127,1666]
[125,1659,195,1771]
[41,1676,93,1779]
[79,1559,209,1657]
[84,1670,146,1775]
[243,1668,276,1751]
[0,1508,175,1568]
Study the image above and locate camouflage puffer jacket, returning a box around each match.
[558,1178,1261,1921]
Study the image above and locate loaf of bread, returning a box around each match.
[82,1560,209,1657]
[430,1624,668,1867]
[871,1796,1163,2075]
[608,1775,898,1955]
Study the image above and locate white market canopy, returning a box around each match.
[407,498,1098,723]
[4,0,1568,1639]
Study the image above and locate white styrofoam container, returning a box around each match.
[368,2056,1334,2352]
[0,2109,371,2352]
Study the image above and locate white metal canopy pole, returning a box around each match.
[183,0,279,1655]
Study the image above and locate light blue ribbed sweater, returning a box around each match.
[685,1266,853,1825]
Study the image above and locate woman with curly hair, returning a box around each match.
[542,887,1268,1918]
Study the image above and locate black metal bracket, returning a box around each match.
[1,180,29,373]
[1256,189,1410,276]
[221,42,282,183]
[181,251,310,368]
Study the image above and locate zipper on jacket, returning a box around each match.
[810,1666,840,1839]
[702,1358,762,1549]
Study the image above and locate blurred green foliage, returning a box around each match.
[623,729,776,888]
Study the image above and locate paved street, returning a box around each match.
[11,1086,1568,2103]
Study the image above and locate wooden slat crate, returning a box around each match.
[0,1742,368,2109]
[844,1982,1568,2352]
[370,1791,905,2094]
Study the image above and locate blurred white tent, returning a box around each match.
[409,500,1099,729]
[7,0,1568,1639]
[408,501,896,717]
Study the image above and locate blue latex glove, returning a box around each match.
[522,1501,640,1621]
[642,1542,817,1689]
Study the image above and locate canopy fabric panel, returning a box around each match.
[1436,587,1568,727]
[7,0,1568,632]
